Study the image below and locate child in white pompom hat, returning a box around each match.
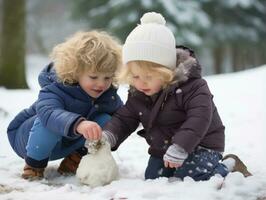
[87,12,252,182]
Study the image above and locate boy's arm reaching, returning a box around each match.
[36,87,82,138]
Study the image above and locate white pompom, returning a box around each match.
[140,12,166,25]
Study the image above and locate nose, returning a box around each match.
[139,79,148,87]
[96,80,107,89]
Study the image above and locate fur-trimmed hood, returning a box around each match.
[174,45,201,85]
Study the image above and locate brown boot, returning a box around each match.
[22,164,45,180]
[222,154,252,177]
[57,152,82,175]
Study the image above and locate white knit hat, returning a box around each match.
[123,12,176,69]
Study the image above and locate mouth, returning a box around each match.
[92,89,104,94]
[141,89,151,93]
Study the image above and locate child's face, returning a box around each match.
[130,66,164,96]
[78,71,114,98]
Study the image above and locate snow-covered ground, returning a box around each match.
[0,56,266,200]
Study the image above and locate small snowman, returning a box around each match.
[76,139,119,187]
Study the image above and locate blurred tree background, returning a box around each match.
[0,0,266,88]
[0,0,27,88]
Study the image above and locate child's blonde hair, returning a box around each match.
[119,61,176,88]
[50,31,122,84]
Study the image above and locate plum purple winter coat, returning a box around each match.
[7,63,123,156]
[104,46,225,158]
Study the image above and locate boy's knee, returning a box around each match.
[26,118,62,160]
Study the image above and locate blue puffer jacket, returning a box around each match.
[7,63,123,147]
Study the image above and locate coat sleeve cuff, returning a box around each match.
[71,117,86,136]
[102,130,117,148]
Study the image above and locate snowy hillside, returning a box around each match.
[0,59,266,199]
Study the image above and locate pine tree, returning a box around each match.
[71,0,209,46]
[201,0,266,72]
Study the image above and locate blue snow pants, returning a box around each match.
[145,147,229,181]
[12,115,111,168]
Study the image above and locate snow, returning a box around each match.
[0,56,266,199]
[77,142,119,187]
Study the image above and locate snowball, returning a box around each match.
[140,12,166,25]
[76,142,118,187]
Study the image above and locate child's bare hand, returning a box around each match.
[163,144,188,168]
[76,120,102,140]
[164,160,182,168]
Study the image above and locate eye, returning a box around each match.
[89,76,98,80]
[104,76,113,80]
[132,75,139,79]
